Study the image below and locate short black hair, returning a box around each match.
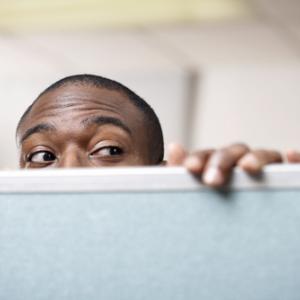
[17,74,164,164]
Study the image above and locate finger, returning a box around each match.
[285,149,300,163]
[166,143,187,166]
[203,143,250,187]
[184,149,214,174]
[238,150,283,174]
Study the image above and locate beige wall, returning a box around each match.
[1,0,300,168]
[191,64,300,150]
[0,32,190,168]
[0,0,250,30]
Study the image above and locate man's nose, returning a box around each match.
[58,150,88,168]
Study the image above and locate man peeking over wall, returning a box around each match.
[16,74,286,187]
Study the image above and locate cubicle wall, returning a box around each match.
[0,166,299,299]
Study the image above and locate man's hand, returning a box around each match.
[167,143,283,187]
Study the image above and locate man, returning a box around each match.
[16,74,285,187]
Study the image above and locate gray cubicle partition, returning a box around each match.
[0,166,299,300]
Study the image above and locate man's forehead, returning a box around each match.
[25,85,140,121]
[36,84,132,109]
[18,84,145,136]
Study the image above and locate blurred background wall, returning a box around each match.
[0,0,300,168]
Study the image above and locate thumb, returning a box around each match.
[285,149,300,163]
[166,143,187,166]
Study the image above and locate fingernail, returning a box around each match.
[184,156,202,171]
[167,143,186,165]
[240,155,261,172]
[167,143,178,152]
[286,149,300,162]
[203,168,224,186]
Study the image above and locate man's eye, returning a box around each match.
[28,151,56,163]
[91,146,123,158]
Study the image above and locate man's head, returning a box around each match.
[16,74,164,168]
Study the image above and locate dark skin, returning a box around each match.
[18,85,152,168]
[17,84,284,187]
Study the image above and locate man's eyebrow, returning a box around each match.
[19,123,56,144]
[81,116,132,135]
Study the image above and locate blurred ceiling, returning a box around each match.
[0,0,251,31]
